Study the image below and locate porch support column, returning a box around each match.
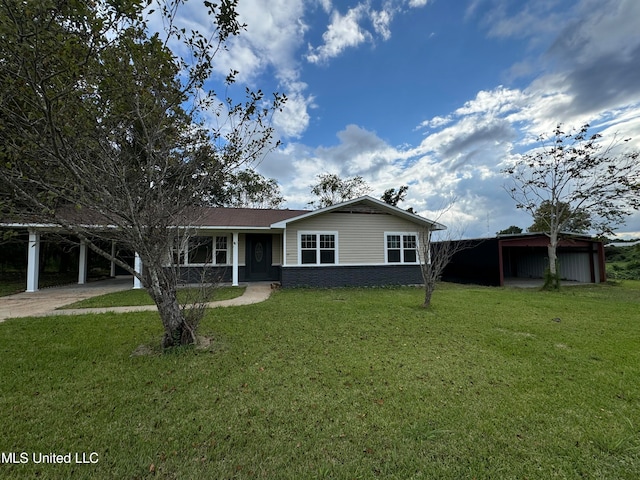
[282,230,287,266]
[26,230,41,293]
[232,232,239,286]
[78,241,88,285]
[133,252,142,289]
[110,241,116,277]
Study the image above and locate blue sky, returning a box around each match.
[164,0,640,238]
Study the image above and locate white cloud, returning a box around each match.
[371,8,393,40]
[416,115,452,130]
[273,88,314,139]
[306,4,372,64]
[306,0,430,64]
[147,0,315,141]
[197,0,309,96]
[316,0,333,14]
[455,86,527,117]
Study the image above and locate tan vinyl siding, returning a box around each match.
[285,212,422,265]
[272,234,282,265]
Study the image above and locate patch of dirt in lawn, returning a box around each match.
[130,344,159,357]
[130,335,216,357]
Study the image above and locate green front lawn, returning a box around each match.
[1,282,639,478]
[60,286,246,309]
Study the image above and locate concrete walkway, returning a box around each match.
[0,277,273,322]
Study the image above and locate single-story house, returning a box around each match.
[440,233,606,286]
[2,196,446,291]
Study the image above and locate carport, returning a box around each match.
[440,233,606,286]
[0,227,137,292]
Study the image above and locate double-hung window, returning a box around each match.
[188,236,212,264]
[300,232,337,265]
[186,235,229,265]
[386,233,418,263]
[215,236,228,264]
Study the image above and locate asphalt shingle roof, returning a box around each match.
[193,207,310,227]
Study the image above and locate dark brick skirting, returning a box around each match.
[176,266,232,284]
[281,264,424,288]
[175,265,281,283]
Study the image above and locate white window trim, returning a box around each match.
[184,234,231,266]
[297,231,339,266]
[384,232,419,264]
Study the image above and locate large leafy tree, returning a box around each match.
[221,169,285,209]
[503,124,640,288]
[0,0,284,348]
[497,225,523,235]
[380,185,416,213]
[527,200,591,234]
[308,173,371,208]
[381,186,408,206]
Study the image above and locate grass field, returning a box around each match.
[0,282,639,479]
[60,286,246,309]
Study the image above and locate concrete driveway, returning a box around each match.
[0,277,272,322]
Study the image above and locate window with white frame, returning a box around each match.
[386,233,418,263]
[299,232,337,265]
[171,235,187,266]
[186,235,229,265]
[215,236,228,264]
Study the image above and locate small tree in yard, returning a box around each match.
[503,124,640,289]
[412,200,468,308]
[0,0,284,348]
[417,227,469,308]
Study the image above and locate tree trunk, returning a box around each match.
[156,287,195,349]
[548,232,558,276]
[545,232,561,290]
[422,280,435,308]
[144,261,196,349]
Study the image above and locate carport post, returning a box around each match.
[26,230,40,292]
[110,241,116,277]
[78,241,88,285]
[232,232,239,286]
[133,252,142,289]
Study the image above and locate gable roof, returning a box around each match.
[270,196,446,230]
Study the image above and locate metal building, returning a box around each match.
[440,233,606,286]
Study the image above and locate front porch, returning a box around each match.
[9,229,283,293]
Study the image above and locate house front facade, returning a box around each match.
[4,196,445,291]
[274,197,445,287]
